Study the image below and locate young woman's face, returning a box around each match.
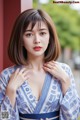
[23,21,50,58]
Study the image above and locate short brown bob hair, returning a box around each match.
[8,9,61,65]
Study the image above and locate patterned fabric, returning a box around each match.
[0,62,80,120]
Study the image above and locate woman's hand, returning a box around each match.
[7,67,31,91]
[43,61,71,94]
[6,67,31,107]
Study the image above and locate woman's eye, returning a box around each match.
[40,32,46,36]
[25,33,33,37]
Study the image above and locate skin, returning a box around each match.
[6,21,70,108]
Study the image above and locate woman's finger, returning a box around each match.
[44,63,54,69]
[43,65,52,73]
[19,68,27,74]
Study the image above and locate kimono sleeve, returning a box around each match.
[0,72,19,120]
[59,64,80,120]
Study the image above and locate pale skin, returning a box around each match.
[6,21,70,108]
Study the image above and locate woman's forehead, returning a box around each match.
[26,21,48,30]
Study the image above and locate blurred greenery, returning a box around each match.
[33,0,80,51]
[78,117,80,120]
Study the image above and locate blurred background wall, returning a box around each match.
[0,0,32,72]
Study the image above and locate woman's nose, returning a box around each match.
[34,34,40,44]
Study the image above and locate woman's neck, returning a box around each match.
[27,56,44,71]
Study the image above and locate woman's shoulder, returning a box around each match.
[0,65,22,85]
[56,61,72,75]
[0,65,21,80]
[1,65,19,75]
[56,61,70,68]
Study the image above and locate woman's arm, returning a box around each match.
[0,66,30,120]
[0,73,19,120]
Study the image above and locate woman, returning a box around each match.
[0,9,80,120]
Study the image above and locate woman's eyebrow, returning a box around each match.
[39,28,48,31]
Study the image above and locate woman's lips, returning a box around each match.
[33,46,42,51]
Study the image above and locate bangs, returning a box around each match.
[23,11,47,32]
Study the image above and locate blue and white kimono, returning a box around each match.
[0,62,80,120]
